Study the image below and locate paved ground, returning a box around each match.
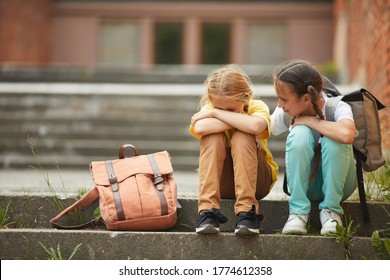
[0,169,288,200]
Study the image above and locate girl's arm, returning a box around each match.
[192,117,233,136]
[191,109,267,137]
[293,116,356,144]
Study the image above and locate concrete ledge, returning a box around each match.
[0,229,378,260]
[1,195,388,260]
[1,195,388,236]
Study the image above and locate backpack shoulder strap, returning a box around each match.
[50,186,101,229]
[354,147,370,223]
[321,75,344,121]
[282,173,290,196]
[325,95,343,122]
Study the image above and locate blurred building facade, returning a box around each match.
[0,0,388,149]
[0,0,334,68]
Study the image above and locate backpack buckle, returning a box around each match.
[154,174,163,190]
[108,175,118,185]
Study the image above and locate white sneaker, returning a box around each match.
[320,209,342,235]
[282,214,309,235]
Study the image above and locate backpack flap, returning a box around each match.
[342,89,385,172]
[89,150,177,230]
[341,89,385,110]
[90,151,173,186]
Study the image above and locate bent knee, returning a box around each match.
[230,130,256,146]
[200,132,227,146]
[287,125,315,150]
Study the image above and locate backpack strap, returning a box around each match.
[147,154,169,216]
[105,160,126,221]
[354,147,370,223]
[324,95,343,122]
[282,173,290,196]
[50,186,101,229]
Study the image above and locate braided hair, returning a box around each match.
[273,60,324,180]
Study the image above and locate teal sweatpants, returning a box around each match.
[285,125,357,215]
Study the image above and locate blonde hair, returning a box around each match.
[199,65,253,112]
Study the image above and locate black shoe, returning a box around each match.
[196,208,228,234]
[234,205,263,235]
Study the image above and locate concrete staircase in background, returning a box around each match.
[0,83,286,172]
[1,81,388,261]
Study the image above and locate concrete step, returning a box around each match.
[0,65,275,84]
[0,83,286,171]
[0,229,379,260]
[0,195,389,260]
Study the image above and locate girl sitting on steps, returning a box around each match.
[271,60,357,235]
[189,65,278,235]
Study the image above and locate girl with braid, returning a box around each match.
[271,60,357,235]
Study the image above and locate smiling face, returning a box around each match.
[211,95,246,113]
[273,60,324,118]
[274,80,311,117]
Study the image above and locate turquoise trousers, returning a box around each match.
[286,125,356,215]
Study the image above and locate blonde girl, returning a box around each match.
[190,65,278,235]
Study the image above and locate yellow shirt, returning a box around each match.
[189,99,279,186]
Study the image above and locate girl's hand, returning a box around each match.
[292,115,319,128]
[191,109,216,126]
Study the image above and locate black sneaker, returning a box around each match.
[234,205,263,235]
[196,208,228,234]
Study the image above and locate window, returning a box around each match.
[202,23,230,64]
[155,23,183,64]
[244,22,287,65]
[98,20,140,66]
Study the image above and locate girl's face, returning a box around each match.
[211,95,246,113]
[275,81,311,117]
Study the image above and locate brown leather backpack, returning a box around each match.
[50,144,178,231]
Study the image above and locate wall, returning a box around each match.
[0,0,52,65]
[334,0,389,150]
[0,1,334,68]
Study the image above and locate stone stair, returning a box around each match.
[1,76,386,261]
[0,82,286,172]
[0,194,389,260]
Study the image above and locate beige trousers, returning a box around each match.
[198,131,273,215]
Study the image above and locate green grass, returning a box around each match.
[371,231,390,260]
[326,216,360,260]
[351,157,390,202]
[39,242,82,260]
[0,201,18,228]
[365,158,390,202]
[26,135,92,225]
